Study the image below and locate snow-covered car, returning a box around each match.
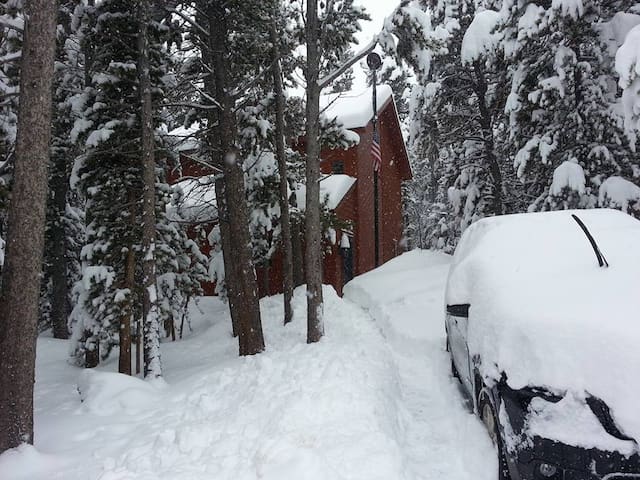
[444,209,640,480]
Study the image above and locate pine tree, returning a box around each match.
[138,0,162,378]
[504,0,640,213]
[69,0,206,371]
[384,0,508,249]
[192,0,267,355]
[40,0,86,339]
[0,0,23,269]
[293,0,369,343]
[270,10,295,323]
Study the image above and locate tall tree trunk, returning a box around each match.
[118,237,135,376]
[207,2,264,356]
[304,0,324,343]
[49,163,69,339]
[196,6,240,339]
[290,189,305,287]
[291,212,304,287]
[215,179,240,338]
[0,0,57,453]
[473,61,503,216]
[270,18,294,325]
[138,0,162,378]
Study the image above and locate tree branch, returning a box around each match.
[318,36,378,90]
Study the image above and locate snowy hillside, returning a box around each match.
[0,251,496,480]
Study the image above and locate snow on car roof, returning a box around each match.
[446,209,640,445]
[320,85,393,130]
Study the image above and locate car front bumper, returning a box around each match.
[506,436,640,480]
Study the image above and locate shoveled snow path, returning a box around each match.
[344,250,496,480]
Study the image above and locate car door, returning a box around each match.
[446,304,472,395]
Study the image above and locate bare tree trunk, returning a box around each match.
[85,335,99,368]
[138,0,162,378]
[194,5,240,339]
[290,198,304,287]
[0,0,57,453]
[270,18,294,325]
[118,242,135,375]
[215,180,240,338]
[207,2,264,356]
[304,0,324,343]
[135,319,141,375]
[49,168,69,339]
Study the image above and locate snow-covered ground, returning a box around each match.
[344,250,495,480]
[0,250,495,480]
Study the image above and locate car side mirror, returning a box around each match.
[446,304,470,318]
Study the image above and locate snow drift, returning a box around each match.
[0,287,407,480]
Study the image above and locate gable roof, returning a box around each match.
[321,85,394,130]
[321,85,411,181]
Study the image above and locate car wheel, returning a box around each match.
[446,338,459,380]
[478,390,511,480]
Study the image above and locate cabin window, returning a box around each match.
[332,161,344,174]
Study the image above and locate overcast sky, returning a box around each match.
[351,1,398,89]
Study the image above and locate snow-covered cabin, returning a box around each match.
[167,85,411,296]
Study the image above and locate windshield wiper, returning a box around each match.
[571,214,609,268]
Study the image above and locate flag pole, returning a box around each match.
[367,52,382,267]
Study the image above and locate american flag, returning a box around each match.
[371,123,382,173]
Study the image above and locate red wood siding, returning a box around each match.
[172,95,411,298]
[378,101,406,262]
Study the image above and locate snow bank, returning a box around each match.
[76,369,163,416]
[345,250,498,479]
[3,287,407,480]
[446,209,640,446]
[0,445,68,480]
[344,250,452,347]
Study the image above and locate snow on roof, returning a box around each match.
[446,209,640,446]
[320,85,393,130]
[295,174,356,211]
[168,175,217,223]
[166,123,200,153]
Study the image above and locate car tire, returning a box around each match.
[446,338,459,380]
[478,390,511,480]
